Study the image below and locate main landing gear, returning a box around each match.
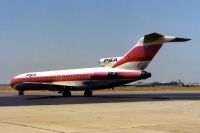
[62,90,71,97]
[18,90,24,96]
[84,90,93,97]
[62,90,93,97]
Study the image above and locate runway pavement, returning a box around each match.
[0,91,200,133]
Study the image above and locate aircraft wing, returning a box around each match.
[14,82,75,91]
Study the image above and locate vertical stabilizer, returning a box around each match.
[112,32,190,70]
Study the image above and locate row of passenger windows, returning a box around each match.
[16,74,90,82]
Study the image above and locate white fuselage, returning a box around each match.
[10,67,144,90]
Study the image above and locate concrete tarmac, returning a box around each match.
[0,91,200,133]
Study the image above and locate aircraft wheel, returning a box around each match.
[62,90,71,97]
[18,90,24,96]
[84,90,93,97]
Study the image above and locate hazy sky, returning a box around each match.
[0,0,199,84]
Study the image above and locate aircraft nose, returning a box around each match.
[141,71,151,79]
[10,78,15,88]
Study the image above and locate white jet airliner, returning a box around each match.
[10,33,190,97]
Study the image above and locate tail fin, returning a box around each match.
[112,32,190,70]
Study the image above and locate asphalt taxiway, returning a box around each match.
[0,91,200,133]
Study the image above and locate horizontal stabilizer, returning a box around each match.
[168,37,191,42]
[143,32,191,44]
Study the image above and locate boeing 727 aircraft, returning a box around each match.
[10,33,190,97]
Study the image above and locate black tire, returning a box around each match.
[84,90,93,97]
[18,91,24,96]
[62,90,71,97]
